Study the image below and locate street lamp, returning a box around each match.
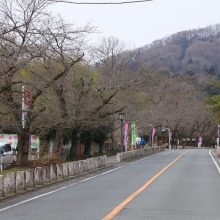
[119,112,125,152]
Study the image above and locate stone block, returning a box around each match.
[16,171,26,191]
[56,164,64,179]
[117,153,122,162]
[103,155,107,166]
[101,156,105,166]
[97,157,102,167]
[78,160,84,174]
[122,152,126,161]
[4,172,16,194]
[34,167,43,185]
[127,151,131,159]
[68,162,74,176]
[94,157,98,168]
[0,175,5,197]
[42,166,50,183]
[62,163,69,178]
[130,150,135,158]
[26,169,35,188]
[87,159,92,172]
[90,158,95,170]
[82,160,88,172]
[73,161,79,175]
[50,164,57,182]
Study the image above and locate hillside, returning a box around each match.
[135,24,220,77]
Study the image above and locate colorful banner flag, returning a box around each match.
[131,121,136,146]
[152,128,156,146]
[124,122,129,147]
[29,135,40,160]
[22,86,31,128]
[170,131,172,141]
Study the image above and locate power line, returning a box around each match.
[49,0,152,5]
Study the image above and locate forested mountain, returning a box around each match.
[135,24,220,78]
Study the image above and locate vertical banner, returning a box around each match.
[124,122,129,148]
[29,135,40,160]
[170,131,172,141]
[131,121,136,146]
[198,136,203,147]
[218,125,220,147]
[22,86,31,128]
[152,128,156,146]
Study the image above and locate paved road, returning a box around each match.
[0,149,220,220]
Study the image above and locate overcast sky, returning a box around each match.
[49,0,220,48]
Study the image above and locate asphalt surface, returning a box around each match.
[1,149,218,197]
[0,149,220,220]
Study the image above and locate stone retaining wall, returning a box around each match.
[117,146,164,162]
[0,155,107,198]
[0,147,164,198]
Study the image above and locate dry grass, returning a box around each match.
[0,156,64,176]
[27,156,63,168]
[0,167,27,177]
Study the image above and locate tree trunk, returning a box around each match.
[16,131,30,167]
[53,84,68,157]
[52,126,65,157]
[99,140,105,154]
[84,131,92,157]
[69,127,80,158]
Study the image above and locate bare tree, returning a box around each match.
[0,0,94,166]
[133,71,214,147]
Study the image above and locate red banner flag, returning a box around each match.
[24,89,31,106]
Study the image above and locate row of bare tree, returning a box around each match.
[0,0,215,167]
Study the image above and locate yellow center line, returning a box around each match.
[102,150,191,220]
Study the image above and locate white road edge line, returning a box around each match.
[0,166,124,212]
[130,156,150,164]
[209,150,220,174]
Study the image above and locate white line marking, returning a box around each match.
[209,150,220,174]
[0,166,124,212]
[78,167,124,182]
[130,156,150,164]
